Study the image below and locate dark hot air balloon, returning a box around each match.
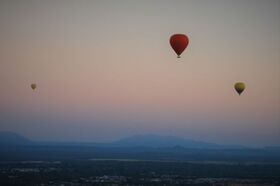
[234,82,245,95]
[31,83,37,90]
[169,34,189,58]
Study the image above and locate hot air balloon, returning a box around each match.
[31,83,37,90]
[234,82,245,95]
[169,34,189,58]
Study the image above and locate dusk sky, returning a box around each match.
[0,0,279,147]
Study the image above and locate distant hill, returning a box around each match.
[0,132,245,149]
[110,134,240,149]
[0,131,33,146]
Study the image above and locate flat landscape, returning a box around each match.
[1,144,280,186]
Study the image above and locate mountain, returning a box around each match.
[0,131,33,146]
[0,132,244,149]
[110,134,229,149]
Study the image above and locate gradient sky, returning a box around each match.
[0,0,279,147]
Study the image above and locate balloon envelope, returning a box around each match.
[234,82,245,95]
[31,84,37,90]
[169,34,189,58]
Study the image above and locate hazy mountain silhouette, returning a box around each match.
[0,131,246,149]
[110,134,240,149]
[0,131,33,146]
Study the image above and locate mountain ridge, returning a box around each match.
[110,134,245,149]
[0,131,246,149]
[0,131,33,146]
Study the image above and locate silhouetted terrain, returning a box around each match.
[109,134,246,149]
[1,132,242,148]
[1,132,280,162]
[0,131,32,146]
[1,132,280,185]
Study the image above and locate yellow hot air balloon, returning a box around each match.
[31,83,37,90]
[234,82,245,95]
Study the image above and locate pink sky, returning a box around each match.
[0,0,279,146]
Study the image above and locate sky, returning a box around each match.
[0,0,279,147]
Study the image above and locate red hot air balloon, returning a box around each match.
[169,34,189,58]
